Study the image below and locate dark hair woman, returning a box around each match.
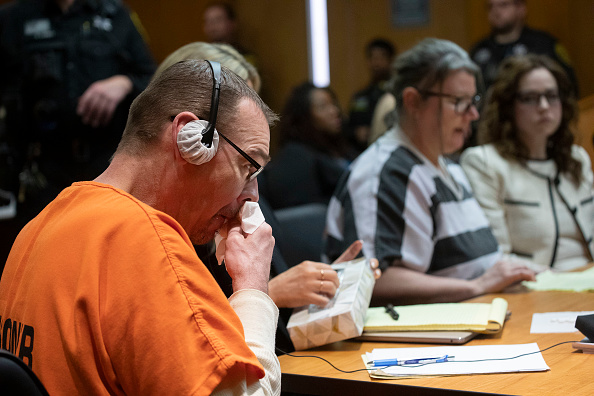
[259,82,356,210]
[461,54,594,271]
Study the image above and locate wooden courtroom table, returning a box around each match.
[279,291,594,395]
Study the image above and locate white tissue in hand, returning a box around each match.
[239,201,266,234]
[214,202,265,265]
[214,227,228,266]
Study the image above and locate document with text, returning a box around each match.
[363,343,549,379]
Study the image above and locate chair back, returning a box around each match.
[0,349,49,396]
[274,203,328,268]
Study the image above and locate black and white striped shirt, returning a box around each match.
[325,127,500,279]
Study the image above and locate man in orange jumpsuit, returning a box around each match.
[0,59,280,395]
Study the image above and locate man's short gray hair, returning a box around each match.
[117,59,277,156]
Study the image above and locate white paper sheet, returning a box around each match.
[530,311,594,333]
[364,343,549,378]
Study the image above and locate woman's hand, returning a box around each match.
[268,240,381,308]
[333,240,381,279]
[268,261,338,308]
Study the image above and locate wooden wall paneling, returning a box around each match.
[567,0,594,99]
[127,0,209,63]
[327,0,470,116]
[126,0,309,154]
[236,0,309,115]
[0,0,591,122]
[233,0,309,154]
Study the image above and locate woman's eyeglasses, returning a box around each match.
[515,90,560,106]
[419,91,481,115]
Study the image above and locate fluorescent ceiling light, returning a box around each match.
[306,0,330,87]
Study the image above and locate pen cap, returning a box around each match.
[575,314,594,341]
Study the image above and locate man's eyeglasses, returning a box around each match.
[218,131,264,181]
[419,91,481,115]
[170,115,264,182]
[515,90,560,107]
[192,60,262,182]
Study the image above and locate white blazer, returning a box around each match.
[460,144,594,269]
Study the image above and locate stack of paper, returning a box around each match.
[364,298,508,334]
[523,267,594,292]
[363,343,549,379]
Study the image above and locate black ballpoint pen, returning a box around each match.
[385,303,399,320]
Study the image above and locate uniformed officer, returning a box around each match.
[470,0,578,93]
[0,0,156,267]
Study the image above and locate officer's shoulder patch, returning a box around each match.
[473,48,491,64]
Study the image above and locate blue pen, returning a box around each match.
[370,354,454,367]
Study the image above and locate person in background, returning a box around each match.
[202,1,257,67]
[470,0,577,93]
[461,54,594,271]
[155,42,261,93]
[348,38,396,153]
[154,43,380,352]
[0,59,281,394]
[368,89,396,145]
[260,82,357,210]
[326,38,536,306]
[0,0,156,269]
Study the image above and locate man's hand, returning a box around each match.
[472,259,536,295]
[223,218,275,294]
[77,75,133,128]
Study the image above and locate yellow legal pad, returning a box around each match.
[364,298,508,334]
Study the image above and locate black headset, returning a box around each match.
[201,60,221,148]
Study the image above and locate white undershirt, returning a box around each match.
[213,289,281,395]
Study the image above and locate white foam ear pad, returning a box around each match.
[176,119,219,165]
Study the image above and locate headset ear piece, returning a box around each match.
[177,119,219,165]
[176,60,222,166]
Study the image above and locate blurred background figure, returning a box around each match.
[347,38,396,153]
[202,1,257,67]
[368,54,401,146]
[470,0,577,93]
[461,54,594,271]
[0,0,155,269]
[368,90,397,146]
[259,82,357,210]
[326,38,535,306]
[155,41,260,92]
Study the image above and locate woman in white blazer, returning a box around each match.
[461,54,594,271]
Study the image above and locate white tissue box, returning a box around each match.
[286,257,376,350]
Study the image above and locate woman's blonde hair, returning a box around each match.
[154,42,261,93]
